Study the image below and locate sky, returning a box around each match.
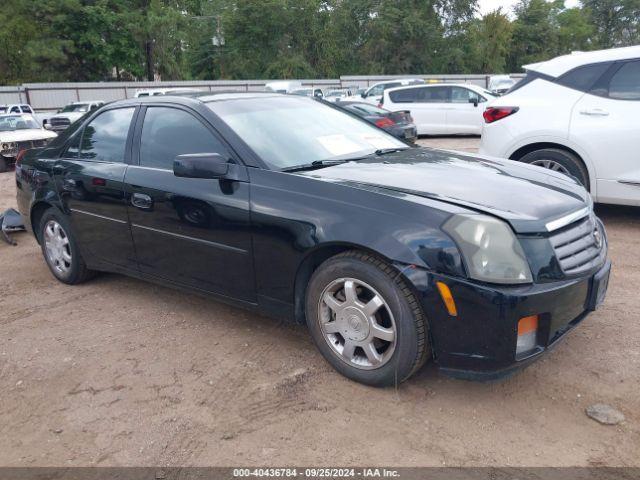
[477,0,580,16]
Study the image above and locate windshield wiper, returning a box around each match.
[281,148,409,173]
[281,159,352,173]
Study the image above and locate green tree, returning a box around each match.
[582,0,640,48]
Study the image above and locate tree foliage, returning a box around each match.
[0,0,638,84]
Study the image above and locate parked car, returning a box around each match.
[0,113,56,172]
[360,78,425,105]
[45,101,105,132]
[134,88,204,98]
[16,93,610,386]
[488,75,518,96]
[324,88,353,102]
[264,81,303,94]
[336,101,417,142]
[381,83,496,135]
[290,87,324,98]
[0,104,36,115]
[479,45,640,206]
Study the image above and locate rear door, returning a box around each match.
[52,106,138,269]
[410,86,449,135]
[124,105,255,301]
[447,87,486,134]
[570,60,640,204]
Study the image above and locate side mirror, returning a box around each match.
[360,92,366,98]
[469,97,479,107]
[43,123,52,130]
[174,153,229,179]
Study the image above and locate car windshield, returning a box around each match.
[0,115,40,131]
[208,96,407,170]
[61,104,89,113]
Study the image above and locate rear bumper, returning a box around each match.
[402,260,611,381]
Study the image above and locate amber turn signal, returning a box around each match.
[436,281,458,317]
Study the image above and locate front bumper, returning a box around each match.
[403,259,611,381]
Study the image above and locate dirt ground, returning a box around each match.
[1,137,639,467]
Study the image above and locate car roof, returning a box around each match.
[524,45,640,78]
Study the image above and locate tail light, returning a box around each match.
[375,117,395,128]
[483,106,519,124]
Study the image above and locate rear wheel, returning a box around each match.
[519,148,589,188]
[305,251,430,387]
[38,208,95,284]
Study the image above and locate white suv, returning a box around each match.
[480,45,640,206]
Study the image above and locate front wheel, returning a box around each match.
[305,251,430,387]
[38,208,95,284]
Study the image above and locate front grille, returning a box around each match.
[549,215,606,276]
[50,117,71,128]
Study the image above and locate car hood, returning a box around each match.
[299,148,590,234]
[0,129,57,142]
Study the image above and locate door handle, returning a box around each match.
[579,108,609,116]
[131,192,153,210]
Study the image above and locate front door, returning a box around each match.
[447,86,485,134]
[412,86,449,135]
[52,106,138,269]
[125,105,255,302]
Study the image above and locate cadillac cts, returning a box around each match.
[15,93,611,386]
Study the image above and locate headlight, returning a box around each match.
[1,142,17,152]
[443,214,532,284]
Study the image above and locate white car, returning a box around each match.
[479,45,640,206]
[45,101,105,132]
[324,89,353,102]
[0,114,57,172]
[264,81,303,94]
[359,78,425,105]
[488,75,518,96]
[381,83,496,135]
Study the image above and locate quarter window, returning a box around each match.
[79,107,135,162]
[608,61,640,100]
[139,107,230,170]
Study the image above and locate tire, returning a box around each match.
[305,250,430,387]
[0,156,8,173]
[38,208,95,285]
[519,148,589,189]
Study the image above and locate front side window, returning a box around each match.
[80,107,135,162]
[10,106,20,113]
[208,96,406,170]
[367,84,384,97]
[451,87,485,104]
[139,107,230,170]
[21,105,33,113]
[608,60,640,100]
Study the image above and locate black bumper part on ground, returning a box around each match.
[403,260,611,381]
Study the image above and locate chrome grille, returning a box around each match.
[549,215,606,276]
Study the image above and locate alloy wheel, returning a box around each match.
[530,159,570,176]
[318,278,396,370]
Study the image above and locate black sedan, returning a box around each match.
[15,93,610,387]
[335,100,416,142]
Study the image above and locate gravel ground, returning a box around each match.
[1,137,639,467]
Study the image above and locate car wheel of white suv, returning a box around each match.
[519,148,589,189]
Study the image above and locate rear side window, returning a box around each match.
[557,63,610,92]
[80,107,135,162]
[389,89,418,103]
[10,106,20,113]
[416,86,450,103]
[139,107,230,170]
[608,60,640,100]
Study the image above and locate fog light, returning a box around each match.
[516,315,539,354]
